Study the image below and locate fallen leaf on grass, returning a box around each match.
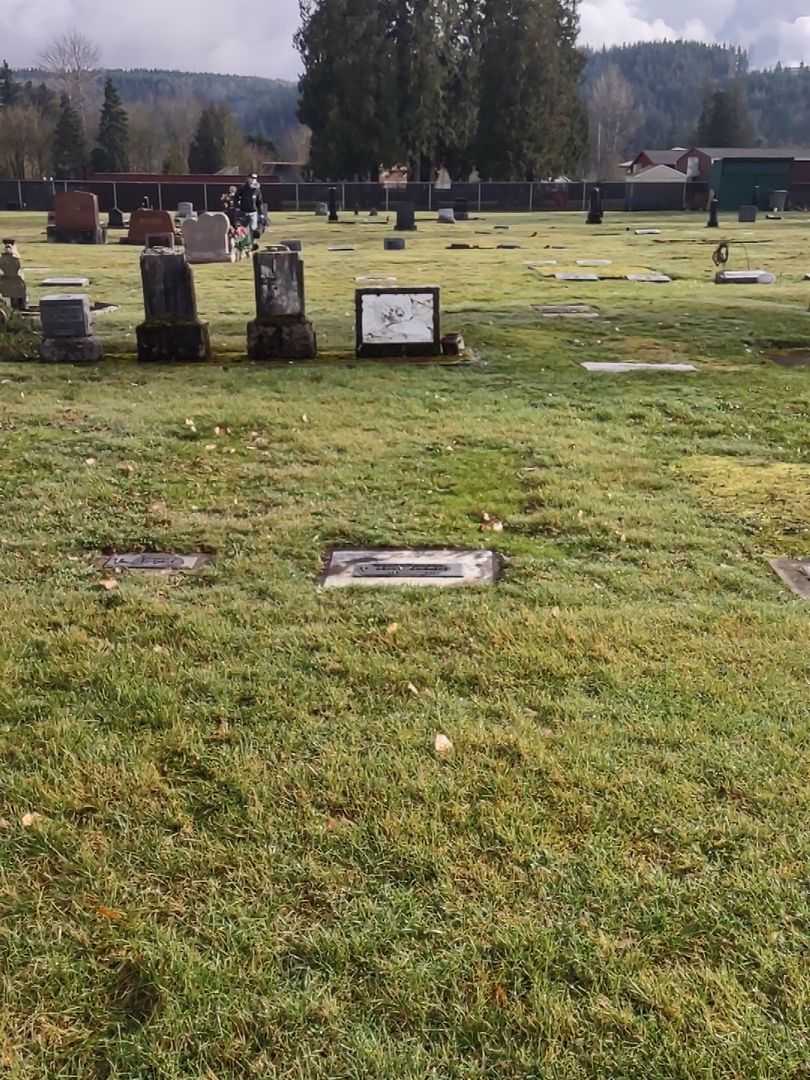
[84,457,97,466]
[480,511,504,532]
[205,443,216,451]
[407,682,419,696]
[21,812,44,828]
[434,733,453,757]
[301,414,309,423]
[117,462,135,475]
[0,818,11,830]
[493,984,508,1008]
[99,578,119,591]
[386,622,399,637]
[550,606,561,618]
[96,905,125,921]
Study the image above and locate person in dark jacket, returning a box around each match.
[237,174,263,236]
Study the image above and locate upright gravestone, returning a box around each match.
[0,240,26,310]
[177,201,197,222]
[124,209,176,246]
[136,251,211,362]
[183,212,233,264]
[356,286,440,357]
[707,196,719,228]
[47,191,106,244]
[395,203,417,231]
[454,198,469,221]
[108,207,125,229]
[586,186,603,225]
[39,294,103,362]
[738,204,757,223]
[328,186,339,223]
[247,250,317,361]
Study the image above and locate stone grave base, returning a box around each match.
[136,320,211,363]
[769,557,810,599]
[247,318,317,361]
[322,548,498,588]
[46,226,107,244]
[40,335,103,363]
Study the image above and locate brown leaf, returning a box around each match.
[99,578,119,591]
[385,622,399,637]
[493,984,508,1008]
[21,811,44,828]
[434,733,453,757]
[96,905,125,921]
[118,462,135,475]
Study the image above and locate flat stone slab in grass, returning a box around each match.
[715,270,775,284]
[97,552,213,574]
[41,276,90,287]
[497,242,522,249]
[328,245,355,252]
[627,273,672,283]
[537,303,599,318]
[577,259,612,266]
[581,361,697,374]
[526,260,557,266]
[355,276,398,285]
[556,272,600,281]
[322,548,498,588]
[635,229,661,235]
[769,349,810,367]
[769,557,810,599]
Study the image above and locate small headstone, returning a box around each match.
[447,243,476,250]
[581,362,696,374]
[441,332,465,356]
[769,557,810,600]
[136,251,210,362]
[328,186,339,223]
[437,207,455,224]
[384,238,405,251]
[124,209,175,247]
[714,269,775,285]
[107,207,125,229]
[453,199,469,221]
[0,240,26,310]
[176,202,196,221]
[356,286,440,358]
[738,205,757,223]
[627,273,672,283]
[99,552,213,574]
[322,548,497,588]
[586,186,603,225]
[47,191,106,244]
[247,250,316,361]
[494,224,510,231]
[315,202,328,216]
[394,204,416,232]
[555,272,600,281]
[707,197,720,228]
[39,293,102,363]
[182,212,232,264]
[41,276,90,287]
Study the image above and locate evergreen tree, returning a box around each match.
[91,77,129,172]
[52,93,86,178]
[188,104,228,173]
[0,61,21,106]
[696,83,753,146]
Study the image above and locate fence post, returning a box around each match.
[529,183,533,212]
[204,184,209,212]
[478,183,482,213]
[157,184,162,210]
[112,182,118,208]
[295,183,300,211]
[428,183,432,211]
[385,186,389,212]
[17,180,23,208]
[341,182,346,210]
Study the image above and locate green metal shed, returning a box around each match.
[709,156,793,210]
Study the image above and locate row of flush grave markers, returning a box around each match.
[37,247,461,364]
[99,549,810,598]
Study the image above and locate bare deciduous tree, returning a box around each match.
[586,65,638,180]
[39,31,101,123]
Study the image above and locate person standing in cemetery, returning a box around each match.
[237,174,264,238]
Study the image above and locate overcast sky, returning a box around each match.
[4,0,809,79]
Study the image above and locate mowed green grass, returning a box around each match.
[1,208,810,1079]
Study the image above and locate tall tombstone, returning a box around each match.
[136,250,211,362]
[328,186,339,223]
[246,250,317,361]
[47,191,106,244]
[0,240,26,310]
[586,186,603,225]
[706,196,719,228]
[395,203,417,231]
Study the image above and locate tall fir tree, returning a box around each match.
[91,77,129,172]
[0,61,21,106]
[52,93,87,178]
[188,104,228,173]
[696,83,753,146]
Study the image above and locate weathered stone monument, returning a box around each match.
[124,209,176,246]
[586,186,603,225]
[437,207,455,224]
[356,286,440,357]
[39,294,103,362]
[47,191,106,244]
[183,212,233,264]
[0,239,26,310]
[738,204,757,223]
[247,250,317,360]
[176,201,197,223]
[136,250,211,362]
[707,196,719,228]
[395,203,417,231]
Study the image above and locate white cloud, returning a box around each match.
[579,0,714,48]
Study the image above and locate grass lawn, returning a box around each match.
[1,208,810,1079]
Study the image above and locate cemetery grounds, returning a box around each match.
[1,209,810,1078]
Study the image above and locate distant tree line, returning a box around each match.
[295,0,587,181]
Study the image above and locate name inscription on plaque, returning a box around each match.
[353,562,464,579]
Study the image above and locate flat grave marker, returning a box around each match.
[577,259,612,266]
[322,548,498,588]
[98,552,213,574]
[715,269,775,285]
[769,557,810,600]
[581,361,697,374]
[627,272,672,283]
[537,303,599,319]
[556,272,600,281]
[41,276,90,287]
